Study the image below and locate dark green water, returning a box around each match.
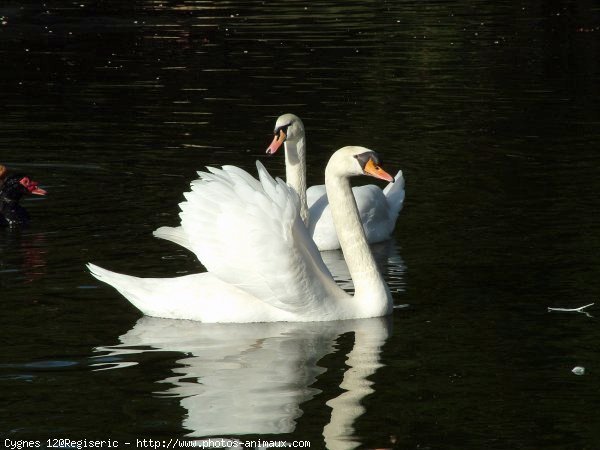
[1,1,600,448]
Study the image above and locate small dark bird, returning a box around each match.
[0,165,47,227]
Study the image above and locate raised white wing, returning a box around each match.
[178,161,345,313]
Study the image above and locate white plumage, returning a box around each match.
[267,113,405,250]
[154,114,405,252]
[89,146,394,323]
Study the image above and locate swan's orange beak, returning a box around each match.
[364,159,394,182]
[266,129,286,155]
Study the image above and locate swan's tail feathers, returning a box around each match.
[383,170,405,228]
[153,226,192,251]
[87,264,216,321]
[87,263,153,314]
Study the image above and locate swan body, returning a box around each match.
[265,114,405,250]
[89,147,394,323]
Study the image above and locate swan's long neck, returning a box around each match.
[284,137,308,225]
[325,167,391,313]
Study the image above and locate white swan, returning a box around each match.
[88,146,394,323]
[266,113,405,250]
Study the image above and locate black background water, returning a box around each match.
[1,1,600,448]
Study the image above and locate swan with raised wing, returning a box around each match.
[88,146,394,323]
[265,113,405,250]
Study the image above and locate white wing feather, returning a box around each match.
[178,161,344,313]
[153,225,191,250]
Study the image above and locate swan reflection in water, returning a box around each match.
[95,316,392,449]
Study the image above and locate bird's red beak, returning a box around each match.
[20,177,47,196]
[31,185,47,196]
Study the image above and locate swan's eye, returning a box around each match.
[354,152,382,170]
[274,123,292,138]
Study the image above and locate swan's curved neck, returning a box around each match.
[284,137,308,225]
[325,167,391,313]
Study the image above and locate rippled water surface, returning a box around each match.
[1,0,600,448]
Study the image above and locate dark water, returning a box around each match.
[1,0,600,448]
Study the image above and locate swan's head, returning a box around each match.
[328,146,395,182]
[266,113,305,155]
